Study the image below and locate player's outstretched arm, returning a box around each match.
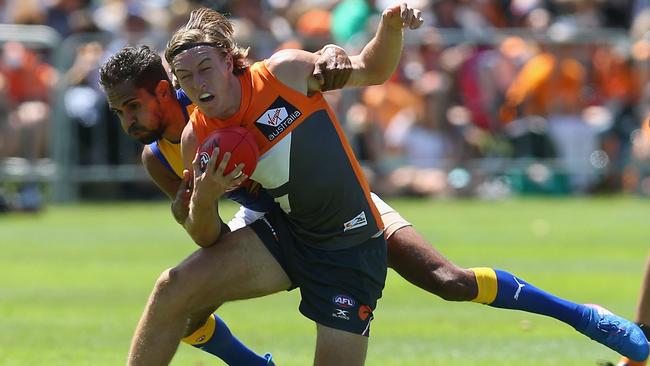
[346,3,423,87]
[268,4,422,94]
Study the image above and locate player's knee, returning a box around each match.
[427,266,477,302]
[152,266,201,311]
[152,268,182,300]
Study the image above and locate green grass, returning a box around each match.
[0,197,647,365]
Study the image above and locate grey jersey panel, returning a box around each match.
[280,109,381,249]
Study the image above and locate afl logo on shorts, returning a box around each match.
[332,295,356,308]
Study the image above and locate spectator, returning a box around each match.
[501,27,599,192]
[345,102,386,190]
[590,43,642,191]
[0,41,58,210]
[3,0,650,201]
[383,71,459,197]
[331,0,376,47]
[0,41,57,161]
[44,0,94,37]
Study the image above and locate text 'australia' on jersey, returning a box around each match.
[190,61,383,249]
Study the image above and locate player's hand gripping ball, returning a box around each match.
[197,126,259,179]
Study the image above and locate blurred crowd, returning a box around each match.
[1,0,650,209]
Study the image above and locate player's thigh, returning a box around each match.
[174,226,291,307]
[314,323,368,366]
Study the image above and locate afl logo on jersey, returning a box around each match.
[255,97,301,141]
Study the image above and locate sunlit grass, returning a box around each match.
[1,197,647,365]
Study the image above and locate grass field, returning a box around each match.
[1,197,648,365]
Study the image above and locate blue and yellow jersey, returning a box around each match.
[149,89,276,213]
[148,89,192,179]
[149,138,184,178]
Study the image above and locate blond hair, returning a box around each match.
[165,8,249,75]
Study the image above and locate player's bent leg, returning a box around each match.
[372,192,478,301]
[388,228,649,360]
[174,227,292,303]
[127,226,291,366]
[375,193,649,360]
[314,324,368,366]
[387,225,477,301]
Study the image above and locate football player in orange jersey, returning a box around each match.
[100,44,351,366]
[128,4,424,365]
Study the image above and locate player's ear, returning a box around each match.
[224,53,233,73]
[155,80,171,99]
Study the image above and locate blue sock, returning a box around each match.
[183,314,270,366]
[471,267,586,329]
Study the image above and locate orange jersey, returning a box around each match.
[191,61,382,249]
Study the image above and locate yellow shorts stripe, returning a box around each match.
[182,314,216,346]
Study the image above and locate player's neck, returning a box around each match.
[161,98,187,143]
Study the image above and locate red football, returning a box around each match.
[196,126,259,178]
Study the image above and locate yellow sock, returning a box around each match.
[470,267,498,304]
[182,314,216,346]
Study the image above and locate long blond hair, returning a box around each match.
[165,8,249,75]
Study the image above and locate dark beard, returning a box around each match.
[137,131,163,145]
[129,125,163,145]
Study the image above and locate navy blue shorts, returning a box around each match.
[249,205,387,336]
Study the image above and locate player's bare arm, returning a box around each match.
[266,44,352,96]
[141,146,182,199]
[141,146,192,224]
[347,3,423,87]
[265,49,323,95]
[267,3,422,93]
